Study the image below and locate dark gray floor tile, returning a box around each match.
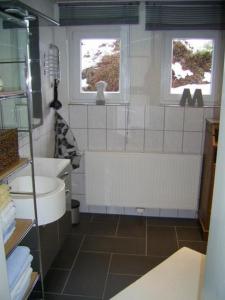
[92,214,119,225]
[110,254,165,276]
[117,216,146,238]
[147,226,178,256]
[44,269,69,294]
[176,227,203,241]
[45,293,100,300]
[64,252,110,298]
[82,236,145,255]
[179,241,207,254]
[103,274,139,300]
[71,222,116,236]
[147,217,199,227]
[52,235,83,269]
[79,213,93,222]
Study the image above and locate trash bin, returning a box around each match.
[71,199,80,225]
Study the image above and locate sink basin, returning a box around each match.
[10,176,66,225]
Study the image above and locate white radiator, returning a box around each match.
[85,152,202,210]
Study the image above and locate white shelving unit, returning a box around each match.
[0,10,44,300]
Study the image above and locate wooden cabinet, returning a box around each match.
[199,119,219,240]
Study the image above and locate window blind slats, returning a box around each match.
[145,1,225,30]
[59,2,139,26]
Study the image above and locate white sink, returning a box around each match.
[10,176,66,226]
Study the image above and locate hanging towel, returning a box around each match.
[7,246,31,289]
[54,112,81,169]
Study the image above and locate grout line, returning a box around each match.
[110,272,143,277]
[145,216,148,256]
[174,227,179,250]
[102,253,113,300]
[61,235,86,294]
[61,292,100,299]
[115,215,120,236]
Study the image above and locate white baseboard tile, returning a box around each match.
[159,209,179,218]
[144,208,160,217]
[88,205,107,214]
[106,206,124,215]
[178,209,198,219]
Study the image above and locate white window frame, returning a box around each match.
[68,25,130,103]
[160,30,221,105]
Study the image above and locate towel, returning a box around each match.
[54,112,81,169]
[10,266,32,300]
[7,246,31,289]
[0,184,11,211]
[3,220,16,243]
[0,201,16,232]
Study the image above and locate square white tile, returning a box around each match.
[165,107,184,131]
[183,132,202,154]
[128,104,145,129]
[71,129,88,152]
[88,129,106,151]
[145,105,164,130]
[107,106,126,129]
[184,107,204,132]
[88,105,106,128]
[164,131,183,153]
[107,130,126,152]
[159,209,178,218]
[71,173,85,195]
[126,130,144,152]
[69,105,87,128]
[144,208,160,217]
[144,130,163,152]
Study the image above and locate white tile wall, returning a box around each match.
[128,104,145,129]
[71,129,88,152]
[126,130,144,152]
[144,130,163,152]
[88,106,106,128]
[164,131,183,153]
[107,106,126,129]
[69,105,87,128]
[183,132,202,154]
[88,129,106,151]
[71,173,85,195]
[107,130,126,151]
[184,107,204,131]
[145,106,164,130]
[165,107,184,131]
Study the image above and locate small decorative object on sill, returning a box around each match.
[0,129,19,173]
[0,77,4,91]
[180,88,192,106]
[193,89,204,107]
[96,81,107,105]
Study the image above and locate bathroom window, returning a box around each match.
[81,39,120,93]
[160,31,222,105]
[68,26,129,103]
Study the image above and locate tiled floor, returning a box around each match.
[41,213,207,300]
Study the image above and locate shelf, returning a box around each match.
[0,158,30,181]
[0,59,26,64]
[4,219,34,257]
[0,90,26,100]
[24,272,39,300]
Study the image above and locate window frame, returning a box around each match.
[68,25,130,103]
[160,30,221,106]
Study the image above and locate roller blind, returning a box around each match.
[59,1,140,26]
[145,1,225,30]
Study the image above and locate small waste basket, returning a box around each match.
[71,199,80,225]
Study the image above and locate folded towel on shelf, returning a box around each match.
[0,184,11,211]
[0,201,16,232]
[10,266,33,300]
[3,220,16,244]
[7,246,31,290]
[55,112,81,169]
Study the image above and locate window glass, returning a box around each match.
[171,39,213,95]
[80,38,120,92]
